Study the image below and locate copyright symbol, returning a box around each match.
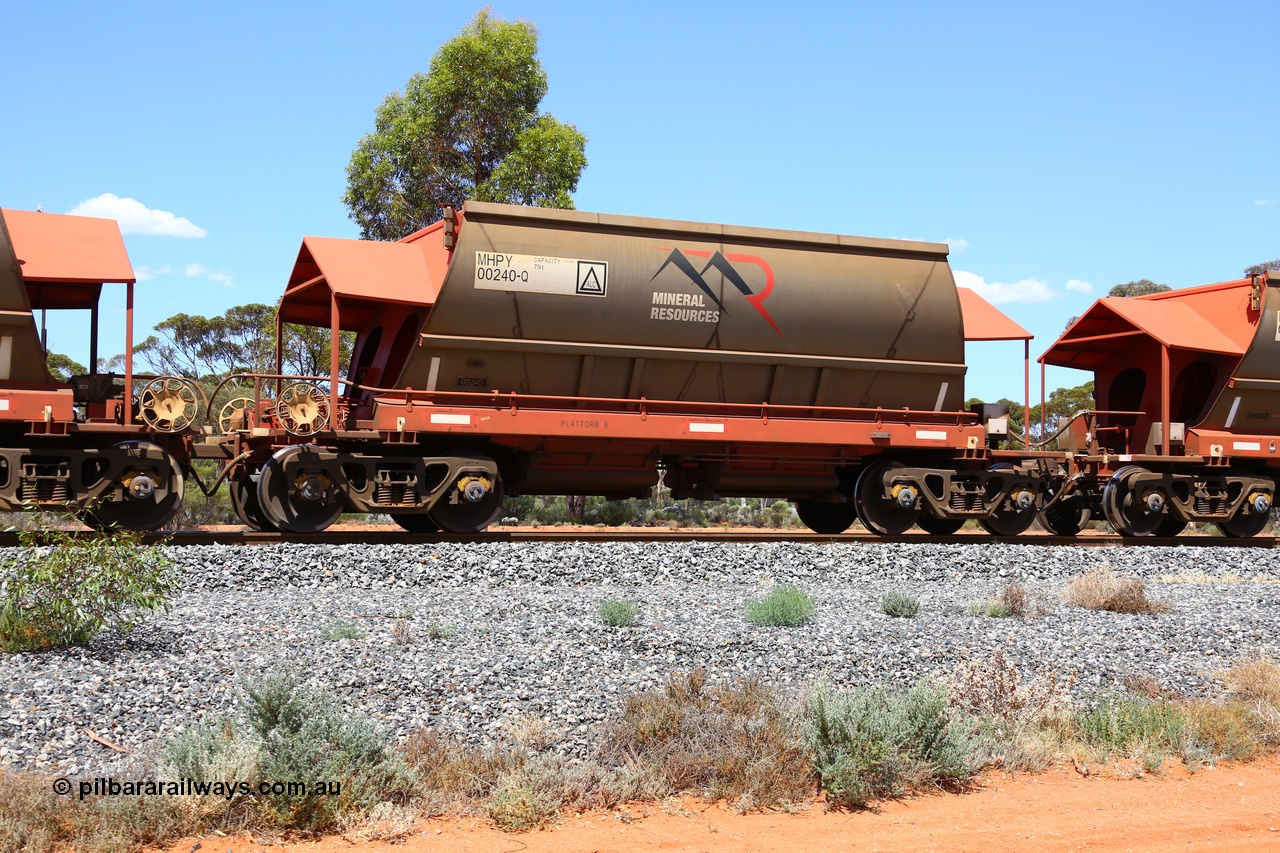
[52,777,72,796]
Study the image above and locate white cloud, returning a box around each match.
[134,264,172,282]
[1254,199,1275,207]
[68,193,207,238]
[954,270,1055,304]
[185,263,233,288]
[1064,279,1093,294]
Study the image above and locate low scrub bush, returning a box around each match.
[425,619,456,639]
[1061,565,1170,614]
[880,591,920,618]
[164,668,414,833]
[599,669,812,810]
[970,579,1040,619]
[0,521,181,652]
[597,598,639,627]
[948,649,1074,723]
[1220,655,1280,706]
[745,585,815,627]
[805,680,973,809]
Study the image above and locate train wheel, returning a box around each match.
[854,460,919,536]
[86,440,185,531]
[1216,506,1271,538]
[795,500,858,534]
[256,445,345,533]
[917,515,965,535]
[1154,517,1188,537]
[230,471,275,531]
[1101,465,1163,537]
[978,464,1038,537]
[390,513,440,533]
[1037,497,1091,536]
[428,461,505,534]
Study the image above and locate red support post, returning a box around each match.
[275,310,284,398]
[124,281,133,426]
[1161,344,1171,456]
[330,291,340,430]
[1023,339,1030,448]
[1040,358,1046,443]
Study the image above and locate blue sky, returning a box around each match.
[3,1,1277,402]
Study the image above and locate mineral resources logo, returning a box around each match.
[649,248,782,336]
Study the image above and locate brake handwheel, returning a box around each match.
[276,382,330,436]
[218,397,260,435]
[138,376,200,433]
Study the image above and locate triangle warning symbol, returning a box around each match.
[578,265,604,294]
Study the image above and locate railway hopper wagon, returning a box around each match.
[1038,274,1280,537]
[224,202,1045,535]
[0,208,199,529]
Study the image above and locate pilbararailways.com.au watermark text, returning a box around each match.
[51,776,342,801]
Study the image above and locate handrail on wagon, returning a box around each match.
[355,384,983,427]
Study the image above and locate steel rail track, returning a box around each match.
[0,528,1274,548]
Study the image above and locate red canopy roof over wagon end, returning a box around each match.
[1043,289,1247,371]
[2,208,134,309]
[956,287,1033,341]
[279,236,443,330]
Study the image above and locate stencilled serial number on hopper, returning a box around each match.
[474,252,607,297]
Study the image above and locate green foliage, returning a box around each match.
[321,620,364,642]
[46,351,87,383]
[1244,258,1280,276]
[805,681,973,809]
[1108,279,1172,298]
[478,114,587,210]
[0,523,181,652]
[170,668,416,832]
[745,585,815,627]
[1076,693,1185,754]
[597,598,639,627]
[128,303,355,390]
[425,619,456,640]
[344,9,586,240]
[880,591,920,618]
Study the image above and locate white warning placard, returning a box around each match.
[474,252,608,297]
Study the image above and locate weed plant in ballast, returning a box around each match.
[1062,565,1170,614]
[597,598,639,627]
[321,620,364,642]
[0,513,181,652]
[880,590,920,618]
[745,584,815,627]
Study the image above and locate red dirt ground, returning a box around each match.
[163,757,1280,853]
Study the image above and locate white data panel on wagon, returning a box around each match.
[473,252,607,297]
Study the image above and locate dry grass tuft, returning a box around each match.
[0,766,199,853]
[1061,565,1170,614]
[1219,656,1280,706]
[1160,571,1242,585]
[599,669,812,811]
[401,729,523,809]
[948,648,1074,723]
